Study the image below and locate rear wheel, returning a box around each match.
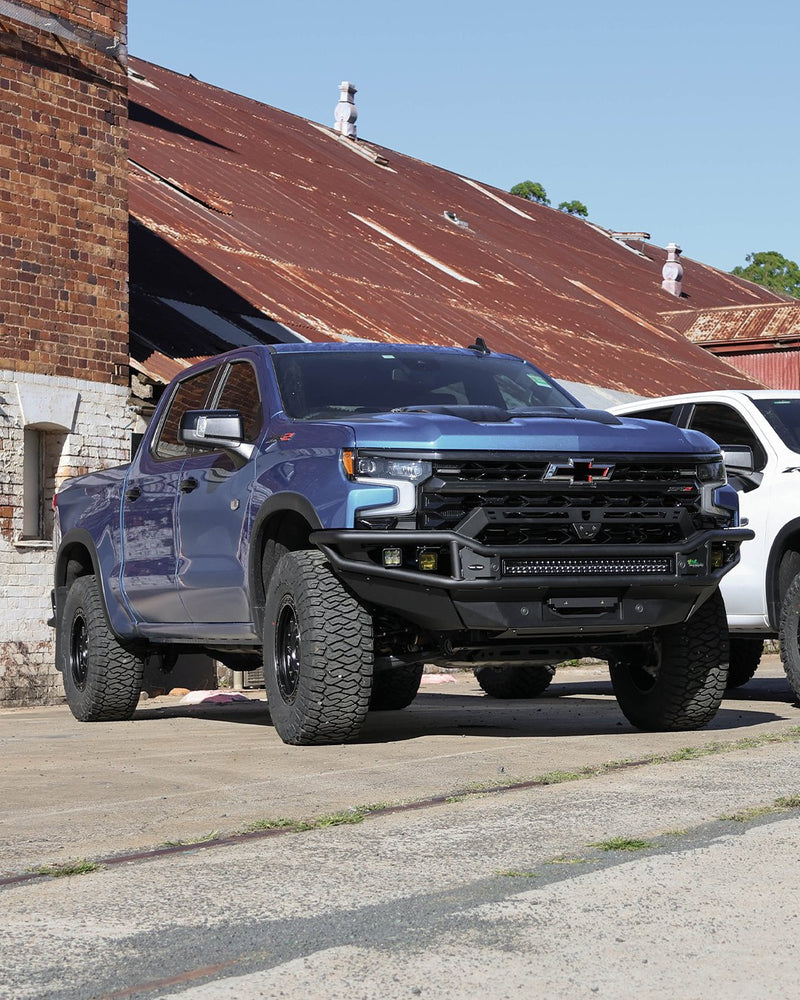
[473,664,556,699]
[58,576,144,721]
[370,663,424,711]
[727,637,763,689]
[263,550,373,745]
[609,591,728,731]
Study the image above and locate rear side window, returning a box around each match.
[626,405,680,425]
[214,362,263,443]
[152,367,218,460]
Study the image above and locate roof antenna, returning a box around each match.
[467,337,490,355]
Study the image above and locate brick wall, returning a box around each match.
[0,0,128,383]
[0,2,130,706]
[0,373,131,705]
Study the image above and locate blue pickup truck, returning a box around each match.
[52,341,751,744]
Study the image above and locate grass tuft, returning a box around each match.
[589,836,653,852]
[242,809,367,835]
[32,859,103,878]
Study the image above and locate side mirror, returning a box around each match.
[721,443,762,490]
[721,444,755,475]
[178,409,255,460]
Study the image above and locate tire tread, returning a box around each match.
[264,551,373,745]
[610,591,728,731]
[60,576,144,722]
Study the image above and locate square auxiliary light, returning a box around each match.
[382,547,403,568]
[418,550,438,572]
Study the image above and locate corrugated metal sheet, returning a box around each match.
[713,349,800,390]
[127,57,788,397]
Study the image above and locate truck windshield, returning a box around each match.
[273,350,576,420]
[753,398,800,454]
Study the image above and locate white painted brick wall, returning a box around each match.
[0,370,133,706]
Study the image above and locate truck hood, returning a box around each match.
[340,407,719,455]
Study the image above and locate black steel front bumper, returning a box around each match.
[311,526,753,636]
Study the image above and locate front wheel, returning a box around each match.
[609,591,728,731]
[779,574,800,702]
[58,576,144,721]
[473,664,555,699]
[263,550,374,745]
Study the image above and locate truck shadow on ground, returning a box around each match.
[722,676,797,703]
[133,681,791,741]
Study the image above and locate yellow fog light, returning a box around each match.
[382,547,402,568]
[711,546,724,569]
[418,550,438,572]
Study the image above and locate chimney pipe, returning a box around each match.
[662,242,684,297]
[334,81,358,138]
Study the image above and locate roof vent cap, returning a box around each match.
[334,81,358,138]
[444,210,469,229]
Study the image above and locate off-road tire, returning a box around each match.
[779,573,800,702]
[370,663,424,711]
[263,550,373,745]
[609,590,728,731]
[59,576,144,721]
[726,637,763,689]
[473,664,556,699]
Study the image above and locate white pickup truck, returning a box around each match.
[611,390,800,697]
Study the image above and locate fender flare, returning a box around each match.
[247,493,324,634]
[765,517,800,629]
[55,528,139,642]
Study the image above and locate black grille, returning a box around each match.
[420,456,719,546]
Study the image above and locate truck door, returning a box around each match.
[120,365,218,623]
[174,360,264,623]
[685,402,771,618]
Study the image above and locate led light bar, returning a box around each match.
[502,557,674,576]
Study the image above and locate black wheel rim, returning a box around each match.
[623,641,661,694]
[70,612,89,691]
[275,599,301,703]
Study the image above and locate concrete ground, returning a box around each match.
[2,655,799,999]
[1,655,798,879]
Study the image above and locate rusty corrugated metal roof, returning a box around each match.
[127,57,788,396]
[662,302,800,346]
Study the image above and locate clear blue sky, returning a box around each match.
[128,0,798,274]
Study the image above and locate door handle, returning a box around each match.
[125,486,141,502]
[179,477,199,494]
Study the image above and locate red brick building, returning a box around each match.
[0,1,130,704]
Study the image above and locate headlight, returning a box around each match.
[343,451,432,522]
[342,451,432,484]
[697,457,729,520]
[697,458,726,487]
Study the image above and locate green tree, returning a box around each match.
[558,200,588,218]
[510,180,550,206]
[731,251,800,298]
